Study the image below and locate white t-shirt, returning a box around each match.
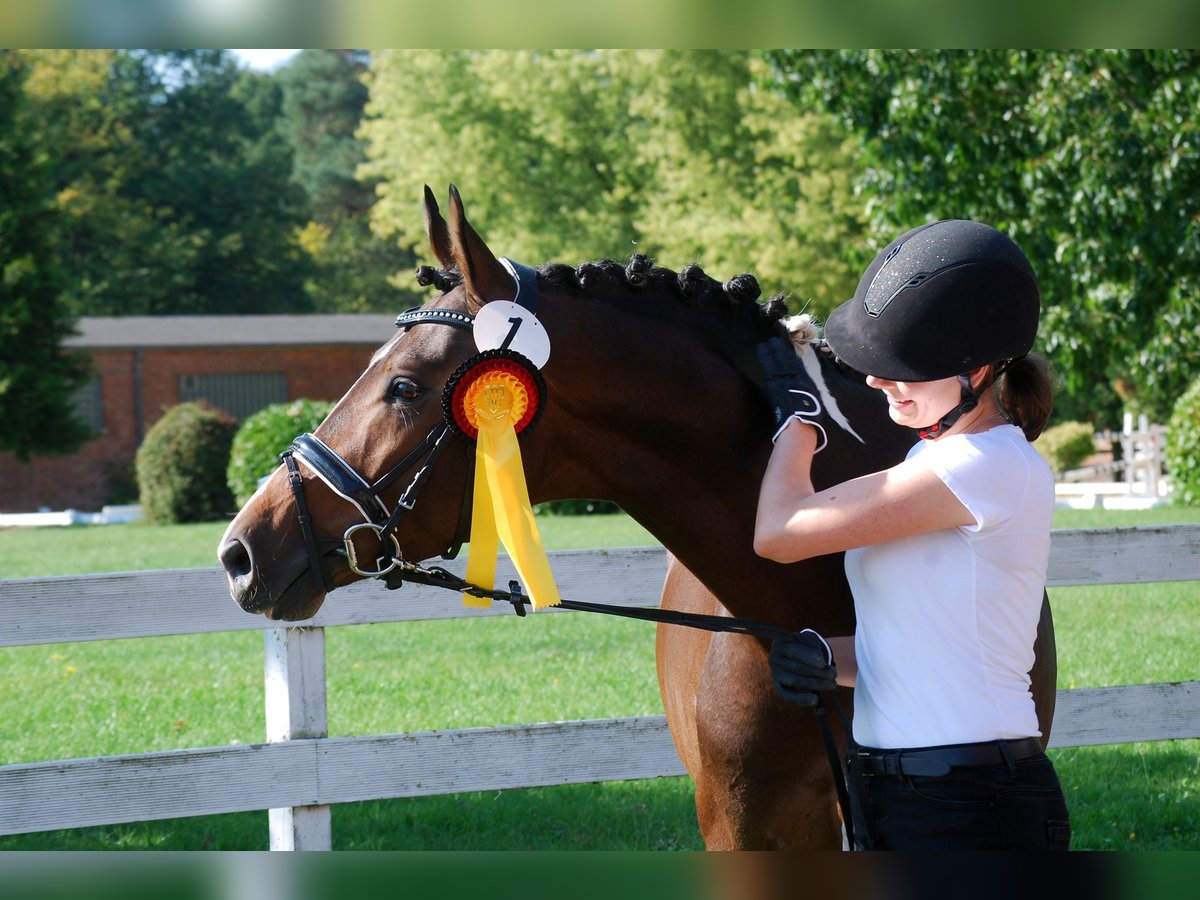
[845,424,1054,749]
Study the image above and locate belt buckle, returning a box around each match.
[850,748,873,777]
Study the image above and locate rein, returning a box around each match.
[381,553,861,848]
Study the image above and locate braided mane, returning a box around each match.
[416,254,812,349]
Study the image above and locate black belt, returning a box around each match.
[853,736,1044,778]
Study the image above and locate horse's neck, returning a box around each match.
[801,343,916,486]
[535,299,903,620]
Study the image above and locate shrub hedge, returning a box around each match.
[1034,420,1096,477]
[136,402,238,524]
[1166,377,1200,506]
[227,399,334,507]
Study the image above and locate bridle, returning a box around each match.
[279,257,544,595]
[280,305,478,594]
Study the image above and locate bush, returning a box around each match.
[136,402,239,524]
[103,460,139,505]
[227,399,334,507]
[1165,377,1200,506]
[1034,421,1096,477]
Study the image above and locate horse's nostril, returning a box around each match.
[219,538,252,579]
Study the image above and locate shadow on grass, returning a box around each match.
[333,779,703,851]
[0,778,703,852]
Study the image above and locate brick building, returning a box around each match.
[0,314,395,513]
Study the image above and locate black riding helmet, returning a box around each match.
[823,220,1040,438]
[824,219,1040,383]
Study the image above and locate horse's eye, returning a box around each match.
[388,377,422,403]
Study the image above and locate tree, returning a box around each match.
[359,50,868,313]
[0,52,92,460]
[766,50,1200,425]
[278,49,374,222]
[629,52,867,311]
[277,50,415,312]
[23,49,314,317]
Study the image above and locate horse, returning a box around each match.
[219,185,1058,849]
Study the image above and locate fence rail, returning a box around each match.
[1057,414,1170,507]
[3,525,1199,848]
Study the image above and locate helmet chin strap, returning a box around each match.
[917,374,978,440]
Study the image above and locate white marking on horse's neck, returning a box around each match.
[783,314,866,445]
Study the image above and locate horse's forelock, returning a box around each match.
[414,265,462,293]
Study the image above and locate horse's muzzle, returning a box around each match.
[218,537,272,614]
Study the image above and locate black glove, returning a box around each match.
[769,628,837,707]
[755,335,830,452]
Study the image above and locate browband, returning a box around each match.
[394,307,475,330]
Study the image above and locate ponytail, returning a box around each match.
[996,353,1054,442]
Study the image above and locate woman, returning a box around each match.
[755,219,1071,850]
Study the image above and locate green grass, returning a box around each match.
[0,513,658,579]
[1044,506,1200,852]
[1,507,1197,850]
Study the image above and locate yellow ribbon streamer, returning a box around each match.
[461,371,560,610]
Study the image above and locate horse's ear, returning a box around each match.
[446,184,514,311]
[422,185,454,270]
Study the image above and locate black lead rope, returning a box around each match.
[815,693,868,850]
[387,560,862,847]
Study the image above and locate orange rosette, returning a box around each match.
[443,350,557,610]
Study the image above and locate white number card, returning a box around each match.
[473,301,551,369]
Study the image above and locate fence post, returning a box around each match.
[1152,425,1167,497]
[264,625,332,850]
[1121,412,1134,488]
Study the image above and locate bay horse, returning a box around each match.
[219,185,1057,849]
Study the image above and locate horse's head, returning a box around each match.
[219,185,545,620]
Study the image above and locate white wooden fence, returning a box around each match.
[2,525,1199,849]
[1057,414,1171,508]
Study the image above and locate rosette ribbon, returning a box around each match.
[450,352,559,610]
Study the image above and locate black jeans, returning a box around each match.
[850,750,1071,850]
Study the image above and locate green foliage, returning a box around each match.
[103,460,139,505]
[21,49,313,317]
[278,50,416,313]
[1165,376,1200,507]
[277,50,374,222]
[360,50,868,315]
[1035,421,1096,477]
[0,51,92,460]
[226,399,333,507]
[767,49,1200,425]
[136,403,238,524]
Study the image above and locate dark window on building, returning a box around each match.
[179,372,287,421]
[71,377,104,433]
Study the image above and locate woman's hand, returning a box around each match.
[768,628,838,707]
